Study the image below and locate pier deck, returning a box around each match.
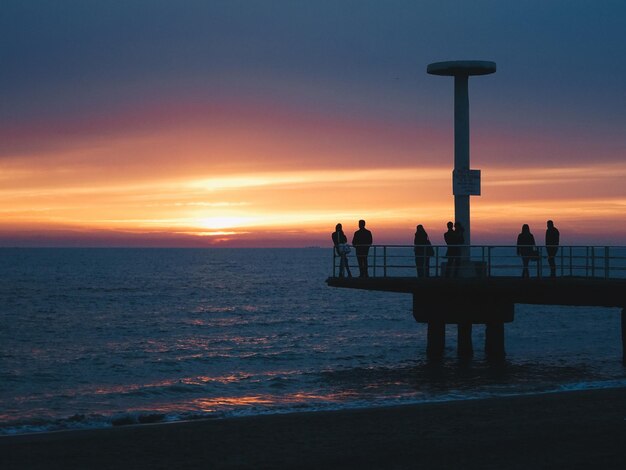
[326,276,626,308]
[326,245,626,361]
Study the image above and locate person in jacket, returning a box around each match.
[414,224,434,278]
[352,220,373,278]
[545,220,560,278]
[517,224,537,278]
[444,221,464,277]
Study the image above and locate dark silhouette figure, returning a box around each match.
[545,220,560,278]
[352,219,373,278]
[331,223,352,278]
[444,221,463,277]
[454,222,465,244]
[517,224,537,278]
[414,224,434,278]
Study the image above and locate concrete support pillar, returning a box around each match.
[485,322,505,359]
[621,308,626,366]
[457,322,473,358]
[427,321,445,359]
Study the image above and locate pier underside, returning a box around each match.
[326,276,626,309]
[326,276,626,361]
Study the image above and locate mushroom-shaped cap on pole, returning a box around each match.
[427,60,496,76]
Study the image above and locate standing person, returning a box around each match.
[331,223,352,278]
[444,221,460,277]
[352,219,373,278]
[545,220,560,278]
[517,224,537,278]
[454,222,465,245]
[414,224,434,278]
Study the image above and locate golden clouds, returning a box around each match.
[1,155,625,246]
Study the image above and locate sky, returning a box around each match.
[1,0,625,247]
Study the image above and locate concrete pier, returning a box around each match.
[327,60,624,364]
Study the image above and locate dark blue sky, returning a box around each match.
[3,1,625,133]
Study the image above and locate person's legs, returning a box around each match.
[363,252,369,277]
[450,256,459,277]
[547,248,557,277]
[357,255,365,277]
[522,257,530,278]
[416,257,424,277]
[344,255,352,277]
[339,254,347,277]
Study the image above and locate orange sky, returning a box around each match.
[1,100,624,247]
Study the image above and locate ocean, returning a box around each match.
[1,247,625,436]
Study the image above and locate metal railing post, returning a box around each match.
[373,246,377,277]
[569,246,573,276]
[383,246,387,277]
[537,246,542,279]
[591,247,596,277]
[326,244,623,280]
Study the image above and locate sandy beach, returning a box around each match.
[2,387,626,469]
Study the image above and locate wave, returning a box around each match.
[3,377,626,437]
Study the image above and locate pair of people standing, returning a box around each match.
[516,220,560,278]
[331,220,373,278]
[413,222,464,278]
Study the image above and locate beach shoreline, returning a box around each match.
[3,387,626,469]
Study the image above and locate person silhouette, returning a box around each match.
[414,224,434,278]
[352,219,373,278]
[517,224,537,278]
[545,220,560,278]
[454,221,465,245]
[331,223,352,278]
[444,221,462,277]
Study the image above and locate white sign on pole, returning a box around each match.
[453,169,481,196]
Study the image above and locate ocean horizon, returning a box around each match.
[1,247,625,436]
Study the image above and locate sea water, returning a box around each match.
[1,248,624,435]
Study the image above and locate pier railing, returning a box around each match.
[332,245,626,279]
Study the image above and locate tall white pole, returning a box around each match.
[427,60,496,255]
[454,74,470,248]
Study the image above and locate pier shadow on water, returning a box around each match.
[316,358,620,406]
